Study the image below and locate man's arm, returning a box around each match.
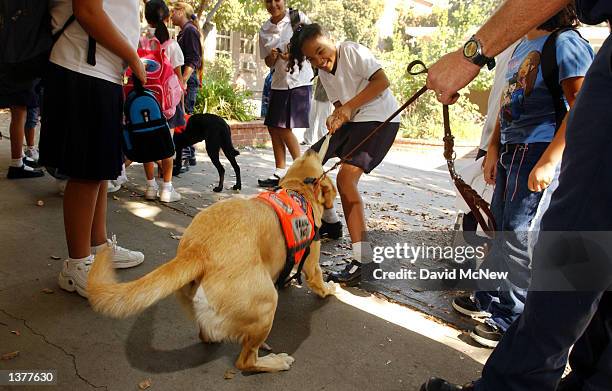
[427,0,571,104]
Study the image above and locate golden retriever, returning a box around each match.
[87,149,337,373]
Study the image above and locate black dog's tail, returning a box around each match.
[222,125,240,157]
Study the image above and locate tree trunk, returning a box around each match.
[201,0,224,40]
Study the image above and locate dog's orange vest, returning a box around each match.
[256,189,317,288]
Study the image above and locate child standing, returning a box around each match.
[288,23,401,285]
[257,0,313,188]
[38,0,146,298]
[141,0,183,202]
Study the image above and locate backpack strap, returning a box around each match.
[541,27,587,131]
[52,14,96,66]
[289,8,300,31]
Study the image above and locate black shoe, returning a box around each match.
[189,157,197,166]
[23,156,41,169]
[470,323,503,348]
[327,260,362,286]
[319,220,343,240]
[258,175,280,188]
[172,165,189,177]
[420,378,475,391]
[7,165,44,179]
[452,295,491,318]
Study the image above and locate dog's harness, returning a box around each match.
[256,189,320,289]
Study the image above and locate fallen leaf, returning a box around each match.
[50,255,61,260]
[10,330,20,336]
[112,195,119,201]
[138,379,152,390]
[320,261,333,267]
[223,369,237,380]
[385,360,392,365]
[1,351,19,360]
[321,251,332,256]
[170,234,182,240]
[36,200,44,207]
[41,288,54,294]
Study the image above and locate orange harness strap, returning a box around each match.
[256,189,318,288]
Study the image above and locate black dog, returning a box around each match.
[173,113,241,192]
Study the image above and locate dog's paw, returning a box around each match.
[323,281,337,297]
[212,186,223,193]
[232,184,242,191]
[275,353,295,369]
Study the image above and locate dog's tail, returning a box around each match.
[88,248,203,318]
[221,120,240,157]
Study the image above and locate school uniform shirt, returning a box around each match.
[144,29,184,70]
[259,9,313,90]
[49,0,140,85]
[318,41,399,123]
[499,30,594,144]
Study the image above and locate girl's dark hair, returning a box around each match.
[145,0,170,44]
[538,2,580,31]
[287,23,324,74]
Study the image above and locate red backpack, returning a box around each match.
[124,37,183,119]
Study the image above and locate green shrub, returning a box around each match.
[194,57,255,122]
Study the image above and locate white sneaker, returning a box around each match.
[144,182,159,200]
[25,147,39,162]
[58,257,93,298]
[159,184,181,203]
[92,235,144,269]
[108,166,128,193]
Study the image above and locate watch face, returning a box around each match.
[464,40,478,58]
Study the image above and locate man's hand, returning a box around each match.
[426,49,481,104]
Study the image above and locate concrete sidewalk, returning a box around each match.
[0,113,489,390]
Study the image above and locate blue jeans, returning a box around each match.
[184,72,200,115]
[475,142,548,331]
[475,33,612,391]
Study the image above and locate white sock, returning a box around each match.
[10,157,23,168]
[352,241,373,264]
[68,255,92,263]
[162,181,172,190]
[272,168,286,178]
[322,205,340,224]
[91,241,108,253]
[146,179,157,187]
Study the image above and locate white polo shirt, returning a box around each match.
[318,42,399,123]
[49,0,140,85]
[259,9,313,90]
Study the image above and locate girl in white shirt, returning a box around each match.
[257,0,314,187]
[140,0,183,203]
[38,0,147,298]
[288,23,401,286]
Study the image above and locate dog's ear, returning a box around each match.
[319,176,337,209]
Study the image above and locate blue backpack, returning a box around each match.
[122,78,175,163]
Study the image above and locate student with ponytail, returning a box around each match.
[288,23,401,286]
[171,1,202,169]
[138,0,183,202]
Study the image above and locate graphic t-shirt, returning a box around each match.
[499,30,593,144]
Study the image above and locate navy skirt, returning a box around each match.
[311,121,400,174]
[264,85,312,129]
[39,64,124,180]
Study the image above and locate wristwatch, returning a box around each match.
[463,35,496,70]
